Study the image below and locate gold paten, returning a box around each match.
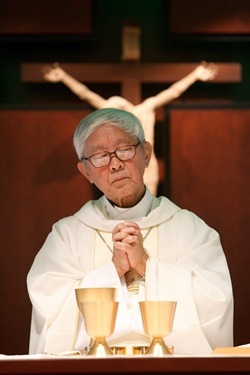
[110,345,173,355]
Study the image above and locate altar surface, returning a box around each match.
[0,354,250,375]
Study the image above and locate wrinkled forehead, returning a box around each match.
[83,124,135,153]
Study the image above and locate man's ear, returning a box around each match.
[144,141,152,167]
[77,161,93,183]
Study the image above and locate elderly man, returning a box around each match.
[27,108,233,355]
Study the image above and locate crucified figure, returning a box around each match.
[42,61,218,195]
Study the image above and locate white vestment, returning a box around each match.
[27,188,234,355]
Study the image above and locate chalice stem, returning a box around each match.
[88,337,113,357]
[146,337,172,356]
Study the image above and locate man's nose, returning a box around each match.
[109,154,123,169]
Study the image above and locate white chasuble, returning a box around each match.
[27,190,233,355]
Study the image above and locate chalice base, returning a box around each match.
[146,338,172,356]
[88,338,113,357]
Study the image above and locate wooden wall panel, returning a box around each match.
[169,0,250,34]
[0,110,93,354]
[0,0,93,35]
[169,108,250,346]
[1,108,249,352]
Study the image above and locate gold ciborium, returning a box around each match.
[139,300,177,356]
[75,287,118,357]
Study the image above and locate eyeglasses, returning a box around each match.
[81,142,140,168]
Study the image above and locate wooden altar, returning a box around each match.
[0,355,250,375]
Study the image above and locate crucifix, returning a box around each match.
[21,62,241,105]
[21,61,241,195]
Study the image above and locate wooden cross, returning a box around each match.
[21,62,241,105]
[21,61,242,186]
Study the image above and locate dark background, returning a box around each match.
[0,0,249,354]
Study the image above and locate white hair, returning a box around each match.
[73,108,145,160]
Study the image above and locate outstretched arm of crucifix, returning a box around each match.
[140,61,219,111]
[42,63,107,109]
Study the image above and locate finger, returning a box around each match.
[113,228,140,243]
[121,227,140,237]
[114,222,140,232]
[113,223,140,235]
[113,240,129,252]
[121,235,138,244]
[122,221,141,230]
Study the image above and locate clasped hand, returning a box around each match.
[112,221,148,278]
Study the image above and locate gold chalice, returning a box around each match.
[139,300,177,356]
[75,287,118,357]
